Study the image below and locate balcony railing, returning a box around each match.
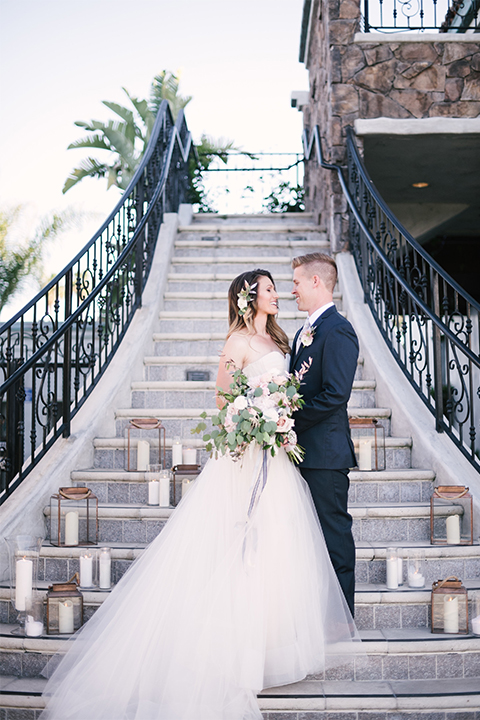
[362,0,479,31]
[303,125,480,474]
[0,102,192,505]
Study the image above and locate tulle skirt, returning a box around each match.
[40,447,362,720]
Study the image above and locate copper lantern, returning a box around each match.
[430,486,473,545]
[431,576,468,635]
[50,487,98,547]
[46,576,83,635]
[349,418,385,471]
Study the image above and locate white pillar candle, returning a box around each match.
[171,438,183,467]
[137,440,150,471]
[65,511,79,545]
[183,447,196,465]
[397,552,404,585]
[25,617,43,637]
[159,474,170,507]
[408,570,425,588]
[79,553,94,587]
[446,514,461,544]
[98,548,112,590]
[15,557,33,611]
[58,600,74,634]
[444,595,459,633]
[182,478,194,498]
[471,615,480,635]
[386,551,398,590]
[148,479,160,505]
[358,439,372,471]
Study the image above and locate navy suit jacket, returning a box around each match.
[290,306,359,470]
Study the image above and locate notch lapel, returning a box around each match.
[291,305,337,371]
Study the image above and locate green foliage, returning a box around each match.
[0,207,78,312]
[189,135,238,213]
[63,71,191,194]
[263,181,305,213]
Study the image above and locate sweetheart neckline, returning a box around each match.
[242,350,285,374]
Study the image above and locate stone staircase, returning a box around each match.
[1,213,479,719]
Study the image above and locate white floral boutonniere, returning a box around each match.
[300,325,315,347]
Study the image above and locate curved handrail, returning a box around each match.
[0,103,193,501]
[303,125,480,472]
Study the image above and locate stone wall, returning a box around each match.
[353,38,480,119]
[300,0,480,250]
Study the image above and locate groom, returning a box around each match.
[290,252,358,616]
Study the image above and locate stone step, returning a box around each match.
[169,259,304,275]
[351,501,461,544]
[143,348,364,379]
[162,296,302,312]
[170,254,293,264]
[89,434,410,473]
[40,496,446,548]
[74,464,426,497]
[156,310,346,335]
[175,233,326,245]
[1,679,480,719]
[129,379,376,411]
[2,541,479,624]
[178,223,322,234]
[164,291,317,300]
[173,244,326,260]
[167,272,297,293]
[113,406,392,438]
[145,356,365,382]
[188,212,315,225]
[0,625,478,684]
[355,543,480,622]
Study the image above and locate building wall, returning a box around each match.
[300,0,480,250]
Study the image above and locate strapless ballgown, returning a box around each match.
[40,351,362,720]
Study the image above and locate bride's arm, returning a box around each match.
[215,335,248,409]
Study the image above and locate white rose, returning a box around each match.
[276,416,295,433]
[263,408,279,423]
[233,395,248,410]
[238,297,248,310]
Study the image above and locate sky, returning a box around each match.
[0,0,309,318]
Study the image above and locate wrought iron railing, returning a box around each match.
[303,125,480,473]
[197,152,304,214]
[362,0,479,31]
[0,102,192,504]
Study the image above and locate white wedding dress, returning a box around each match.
[40,351,362,720]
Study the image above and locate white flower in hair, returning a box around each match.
[237,281,257,316]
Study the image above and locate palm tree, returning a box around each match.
[0,207,78,313]
[63,71,192,194]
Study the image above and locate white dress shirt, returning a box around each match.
[308,301,335,326]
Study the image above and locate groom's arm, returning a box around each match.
[292,323,358,433]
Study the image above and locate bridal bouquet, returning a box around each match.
[192,358,312,463]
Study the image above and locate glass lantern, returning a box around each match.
[470,591,480,636]
[430,485,473,545]
[145,464,172,507]
[46,576,83,635]
[50,487,98,547]
[97,547,112,590]
[349,418,385,471]
[172,464,200,506]
[431,576,468,634]
[126,418,166,471]
[407,549,426,588]
[4,535,43,632]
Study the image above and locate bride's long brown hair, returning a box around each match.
[226,270,290,355]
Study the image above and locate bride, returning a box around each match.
[40,269,362,720]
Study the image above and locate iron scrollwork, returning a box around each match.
[0,103,193,504]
